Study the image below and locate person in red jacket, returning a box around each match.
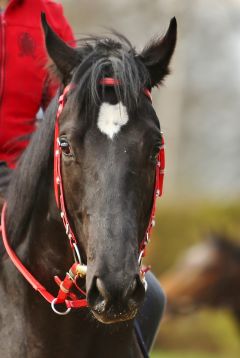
[0,0,74,195]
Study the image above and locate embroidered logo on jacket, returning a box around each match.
[18,32,36,58]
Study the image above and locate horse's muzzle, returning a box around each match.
[87,274,145,324]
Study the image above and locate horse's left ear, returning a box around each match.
[139,17,177,88]
[41,13,80,82]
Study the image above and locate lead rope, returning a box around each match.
[0,202,88,314]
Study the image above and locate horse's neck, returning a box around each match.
[10,176,69,279]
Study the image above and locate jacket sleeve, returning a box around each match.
[41,1,75,109]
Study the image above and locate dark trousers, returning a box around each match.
[136,271,166,353]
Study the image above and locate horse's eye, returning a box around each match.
[59,138,72,156]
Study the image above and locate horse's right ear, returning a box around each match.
[41,13,79,82]
[139,17,177,88]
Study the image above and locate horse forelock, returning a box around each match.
[71,34,149,112]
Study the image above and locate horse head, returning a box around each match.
[42,14,177,324]
[160,236,240,318]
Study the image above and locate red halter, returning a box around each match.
[0,78,165,315]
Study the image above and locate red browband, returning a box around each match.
[0,78,164,315]
[99,77,152,102]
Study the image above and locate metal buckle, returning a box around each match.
[51,298,71,315]
[73,242,82,264]
[138,250,144,265]
[142,275,148,291]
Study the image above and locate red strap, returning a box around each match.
[54,86,78,249]
[54,276,78,300]
[54,84,73,208]
[143,88,152,102]
[1,203,54,303]
[140,135,165,254]
[0,203,88,308]
[99,77,120,86]
[99,77,152,102]
[54,119,60,207]
[65,299,88,309]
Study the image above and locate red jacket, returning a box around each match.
[0,0,74,167]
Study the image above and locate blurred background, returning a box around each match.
[61,1,240,357]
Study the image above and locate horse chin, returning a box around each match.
[91,306,138,324]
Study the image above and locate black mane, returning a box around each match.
[2,99,58,254]
[2,33,150,254]
[67,33,149,110]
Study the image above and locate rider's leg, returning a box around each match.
[135,271,166,352]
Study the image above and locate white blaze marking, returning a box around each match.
[97,102,129,139]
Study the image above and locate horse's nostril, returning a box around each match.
[96,278,109,301]
[87,274,145,315]
[130,278,137,293]
[126,276,145,302]
[125,277,137,298]
[87,276,109,312]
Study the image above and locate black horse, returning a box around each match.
[0,15,176,357]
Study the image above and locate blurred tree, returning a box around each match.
[62,0,240,202]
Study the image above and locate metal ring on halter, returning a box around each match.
[51,298,71,315]
[73,242,82,264]
[142,276,148,291]
[138,250,144,265]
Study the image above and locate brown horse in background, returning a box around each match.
[160,235,240,324]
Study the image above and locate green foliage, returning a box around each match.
[147,201,240,275]
[158,310,240,356]
[145,201,240,356]
[151,351,226,358]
